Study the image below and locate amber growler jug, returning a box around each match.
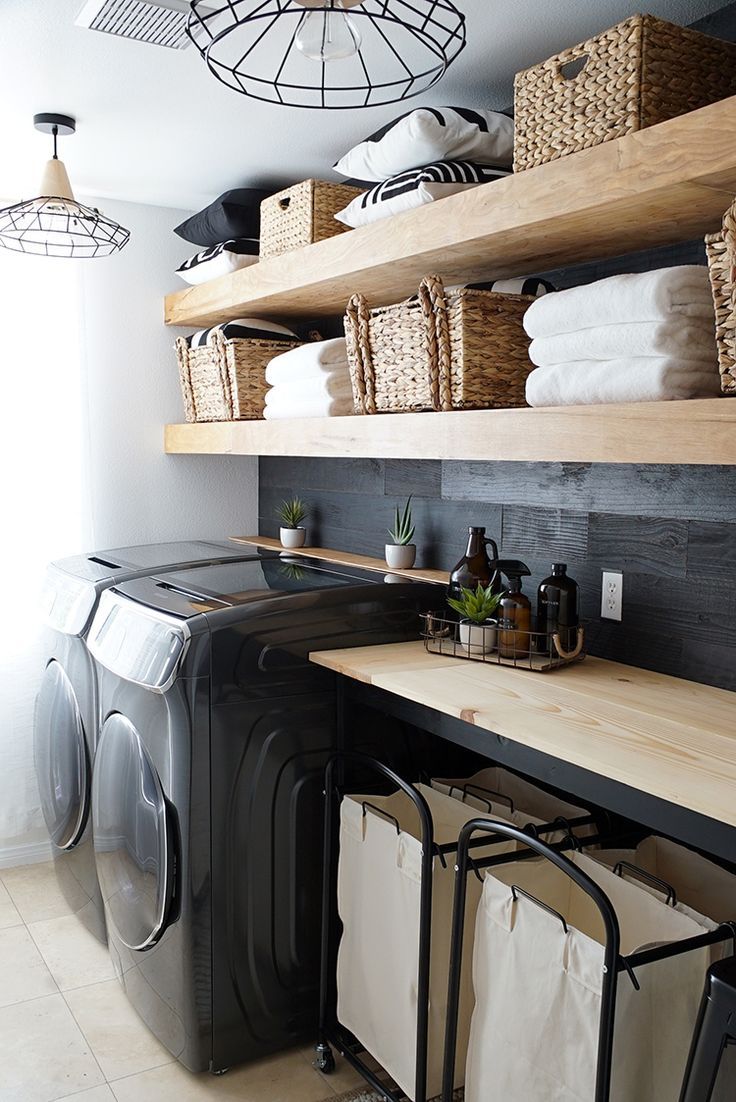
[449,527,501,600]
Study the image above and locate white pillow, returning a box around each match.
[176,239,259,286]
[333,107,514,182]
[188,318,299,348]
[335,161,509,229]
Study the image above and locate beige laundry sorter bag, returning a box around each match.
[336,784,519,1101]
[465,851,715,1102]
[595,835,736,1102]
[432,766,596,839]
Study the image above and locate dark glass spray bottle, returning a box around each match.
[449,527,501,600]
[537,563,579,653]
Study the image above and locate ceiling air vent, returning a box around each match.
[75,0,195,50]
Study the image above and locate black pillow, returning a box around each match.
[174,188,273,247]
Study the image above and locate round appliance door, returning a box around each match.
[92,713,175,951]
[34,660,89,850]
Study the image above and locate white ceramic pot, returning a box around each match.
[458,619,497,655]
[384,544,416,570]
[280,526,307,549]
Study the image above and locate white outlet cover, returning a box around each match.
[601,570,623,622]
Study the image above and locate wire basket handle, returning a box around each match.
[552,626,585,661]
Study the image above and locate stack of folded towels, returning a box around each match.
[523,266,720,406]
[264,337,354,420]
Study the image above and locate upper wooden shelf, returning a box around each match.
[164,399,736,464]
[165,96,736,328]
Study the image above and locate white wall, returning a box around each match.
[79,198,258,546]
[0,199,258,865]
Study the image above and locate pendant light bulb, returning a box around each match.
[295,2,362,62]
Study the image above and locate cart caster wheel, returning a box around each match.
[314,1043,336,1074]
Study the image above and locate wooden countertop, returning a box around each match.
[309,642,736,829]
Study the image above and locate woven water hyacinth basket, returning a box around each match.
[514,14,736,172]
[175,329,303,422]
[344,274,533,414]
[705,199,736,395]
[260,179,364,259]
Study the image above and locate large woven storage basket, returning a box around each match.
[176,329,303,422]
[344,275,533,414]
[514,14,736,172]
[705,200,736,395]
[260,179,364,259]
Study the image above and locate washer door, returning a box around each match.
[34,660,89,850]
[92,713,175,950]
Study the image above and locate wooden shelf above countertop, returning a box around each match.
[229,536,449,585]
[165,399,736,465]
[309,641,736,829]
[164,96,736,328]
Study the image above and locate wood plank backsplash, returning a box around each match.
[259,456,736,691]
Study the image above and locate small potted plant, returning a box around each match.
[277,497,308,549]
[385,496,416,569]
[447,583,503,655]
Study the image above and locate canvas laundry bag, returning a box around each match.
[432,766,596,839]
[465,851,715,1102]
[595,835,736,1102]
[336,784,520,1101]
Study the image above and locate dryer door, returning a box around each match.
[92,713,175,950]
[34,660,89,850]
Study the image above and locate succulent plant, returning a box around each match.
[387,496,415,546]
[447,583,502,624]
[277,497,307,528]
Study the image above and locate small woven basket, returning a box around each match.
[260,179,364,259]
[344,275,533,415]
[514,14,736,172]
[176,329,303,422]
[705,200,736,395]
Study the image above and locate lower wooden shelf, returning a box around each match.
[165,399,736,464]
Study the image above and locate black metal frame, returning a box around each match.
[441,819,736,1102]
[187,0,466,109]
[316,748,603,1102]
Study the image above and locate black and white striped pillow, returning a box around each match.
[188,317,299,349]
[333,107,514,182]
[176,239,259,286]
[452,277,556,296]
[334,162,509,229]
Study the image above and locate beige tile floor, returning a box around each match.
[0,861,363,1102]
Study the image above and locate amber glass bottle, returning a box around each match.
[448,527,500,599]
[537,563,579,653]
[497,576,532,658]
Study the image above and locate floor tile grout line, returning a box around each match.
[103,1054,177,1085]
[59,986,109,1088]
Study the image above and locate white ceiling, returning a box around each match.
[0,0,727,212]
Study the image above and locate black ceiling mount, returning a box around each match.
[33,113,76,136]
[187,0,466,110]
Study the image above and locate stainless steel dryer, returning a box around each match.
[86,553,439,1072]
[33,541,267,944]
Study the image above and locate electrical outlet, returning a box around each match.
[601,570,623,621]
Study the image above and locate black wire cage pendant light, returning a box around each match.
[0,114,130,258]
[187,0,466,109]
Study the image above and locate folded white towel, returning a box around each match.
[525,357,721,407]
[265,372,353,407]
[529,320,717,368]
[524,267,714,339]
[265,338,349,386]
[263,394,355,419]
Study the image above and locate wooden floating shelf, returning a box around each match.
[165,96,736,328]
[165,399,736,465]
[229,536,448,585]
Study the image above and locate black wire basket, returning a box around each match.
[421,611,586,673]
